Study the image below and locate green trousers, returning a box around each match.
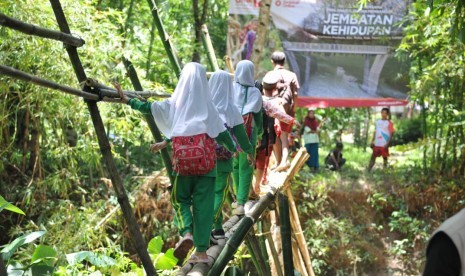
[171,175,215,252]
[232,152,254,205]
[213,171,231,230]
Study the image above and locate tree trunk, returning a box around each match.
[192,0,208,62]
[251,0,272,70]
[145,19,156,79]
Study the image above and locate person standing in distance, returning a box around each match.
[368,107,395,171]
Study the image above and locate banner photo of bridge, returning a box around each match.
[228,0,410,108]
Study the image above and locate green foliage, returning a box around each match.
[1,231,46,262]
[391,117,424,146]
[147,236,178,270]
[0,195,25,215]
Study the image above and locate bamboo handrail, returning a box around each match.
[49,0,157,275]
[0,64,99,100]
[0,12,85,47]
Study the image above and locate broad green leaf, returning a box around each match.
[1,231,46,261]
[66,251,116,268]
[154,248,178,270]
[147,236,163,255]
[0,195,25,215]
[31,245,57,266]
[31,264,54,276]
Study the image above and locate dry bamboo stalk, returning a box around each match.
[291,237,307,276]
[224,55,235,74]
[0,12,85,47]
[288,189,315,276]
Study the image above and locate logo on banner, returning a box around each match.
[274,0,300,8]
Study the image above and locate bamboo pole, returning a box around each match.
[48,1,156,275]
[122,57,174,184]
[263,219,283,276]
[146,0,182,77]
[0,12,85,47]
[278,193,293,276]
[257,221,271,275]
[224,56,235,74]
[250,0,272,68]
[246,229,269,276]
[287,189,315,276]
[208,193,275,276]
[0,64,99,100]
[245,237,263,276]
[201,24,220,71]
[291,237,307,276]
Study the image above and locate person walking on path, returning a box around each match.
[302,109,321,171]
[368,107,395,171]
[232,60,263,215]
[113,63,237,264]
[208,70,254,244]
[270,51,300,172]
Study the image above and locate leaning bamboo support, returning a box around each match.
[49,1,156,275]
[201,24,220,71]
[246,229,270,276]
[146,0,182,77]
[287,189,315,276]
[122,57,174,185]
[0,12,85,47]
[291,237,307,276]
[278,193,294,275]
[0,64,99,100]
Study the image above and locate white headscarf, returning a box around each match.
[233,60,263,115]
[209,70,244,128]
[150,63,225,139]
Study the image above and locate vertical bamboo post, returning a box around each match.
[262,218,283,276]
[287,189,315,276]
[48,1,156,275]
[278,193,293,275]
[122,57,174,184]
[244,237,263,276]
[257,220,271,275]
[201,24,220,71]
[146,0,182,77]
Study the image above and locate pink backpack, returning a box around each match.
[172,134,216,176]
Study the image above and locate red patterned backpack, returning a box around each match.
[172,133,216,176]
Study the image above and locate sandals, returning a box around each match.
[188,254,210,264]
[173,235,194,261]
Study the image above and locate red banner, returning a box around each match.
[298,97,408,108]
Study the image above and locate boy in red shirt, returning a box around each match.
[368,108,395,171]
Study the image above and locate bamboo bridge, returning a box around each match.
[0,1,315,275]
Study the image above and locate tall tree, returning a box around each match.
[192,0,208,62]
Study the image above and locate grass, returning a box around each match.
[293,141,464,275]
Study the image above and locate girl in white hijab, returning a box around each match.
[209,70,254,242]
[114,63,236,264]
[231,60,263,215]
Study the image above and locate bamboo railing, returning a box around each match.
[1,3,316,276]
